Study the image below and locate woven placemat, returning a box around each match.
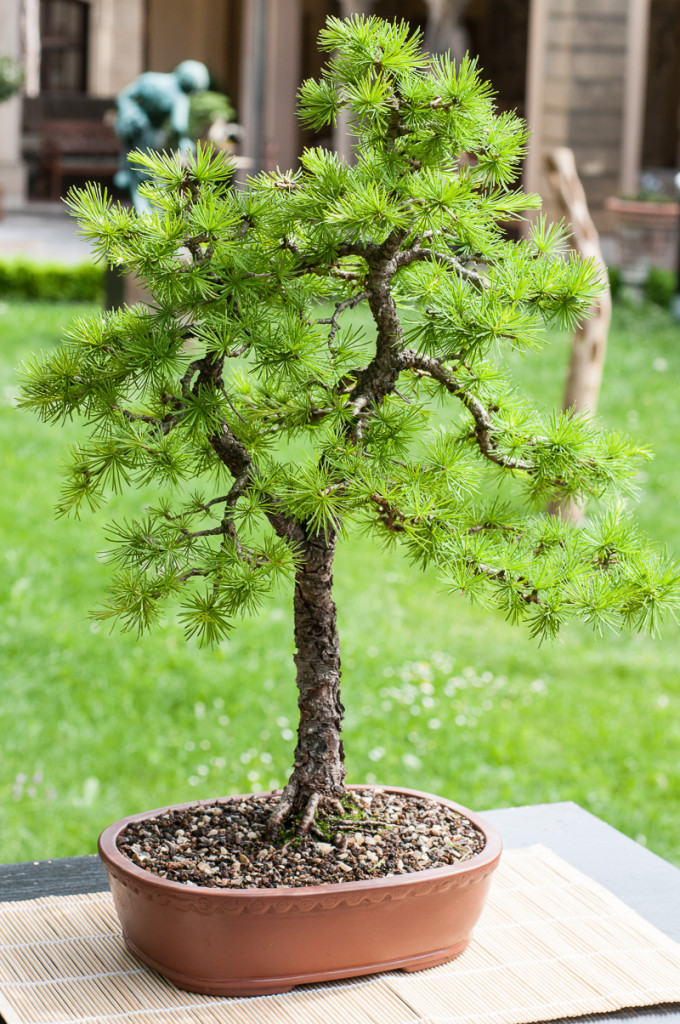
[1,845,680,1024]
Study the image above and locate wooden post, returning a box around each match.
[523,0,550,207]
[621,0,651,197]
[546,147,612,525]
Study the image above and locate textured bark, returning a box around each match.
[344,247,406,438]
[269,530,346,834]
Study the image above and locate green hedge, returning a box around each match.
[1,255,675,311]
[608,264,678,308]
[0,259,104,302]
[644,267,676,308]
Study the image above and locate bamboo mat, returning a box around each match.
[1,845,680,1024]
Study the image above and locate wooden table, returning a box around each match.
[1,801,679,1024]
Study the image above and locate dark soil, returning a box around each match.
[116,788,486,889]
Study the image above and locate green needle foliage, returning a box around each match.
[19,17,680,694]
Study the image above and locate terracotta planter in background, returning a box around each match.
[98,785,502,996]
[605,195,679,288]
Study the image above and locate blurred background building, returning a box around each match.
[0,0,678,231]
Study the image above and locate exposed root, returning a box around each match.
[266,783,296,839]
[266,780,349,840]
[298,792,320,835]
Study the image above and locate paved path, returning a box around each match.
[0,204,94,265]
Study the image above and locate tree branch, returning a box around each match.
[396,247,488,291]
[368,491,540,604]
[208,420,307,549]
[396,349,534,473]
[185,525,228,538]
[370,492,407,533]
[470,562,541,604]
[119,407,182,436]
[280,237,367,283]
[316,291,371,355]
[380,227,409,261]
[176,568,210,583]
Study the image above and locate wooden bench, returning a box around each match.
[39,118,120,199]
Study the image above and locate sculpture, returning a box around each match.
[114,60,210,212]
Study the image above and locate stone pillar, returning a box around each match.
[22,0,40,97]
[262,0,302,171]
[145,0,230,78]
[88,0,116,97]
[89,0,145,97]
[0,0,27,209]
[524,0,549,209]
[333,0,375,165]
[238,0,302,179]
[238,0,268,178]
[423,0,470,64]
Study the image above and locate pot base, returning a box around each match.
[124,933,471,996]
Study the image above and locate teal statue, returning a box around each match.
[114,60,211,213]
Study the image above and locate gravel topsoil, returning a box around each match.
[117,788,486,889]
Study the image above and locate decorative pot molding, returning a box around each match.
[98,785,502,996]
[103,854,499,914]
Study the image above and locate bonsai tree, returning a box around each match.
[19,16,680,836]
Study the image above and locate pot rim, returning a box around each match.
[98,784,502,900]
[605,195,680,216]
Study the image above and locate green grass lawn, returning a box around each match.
[2,299,680,865]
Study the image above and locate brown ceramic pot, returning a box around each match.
[98,785,502,996]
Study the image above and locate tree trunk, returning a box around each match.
[268,530,346,835]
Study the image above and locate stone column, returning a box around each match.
[0,0,27,209]
[237,0,268,179]
[524,0,550,207]
[22,0,40,98]
[333,0,375,165]
[238,0,302,179]
[88,0,116,97]
[262,0,302,171]
[423,0,470,63]
[89,0,145,97]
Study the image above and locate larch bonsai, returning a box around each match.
[19,16,680,835]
